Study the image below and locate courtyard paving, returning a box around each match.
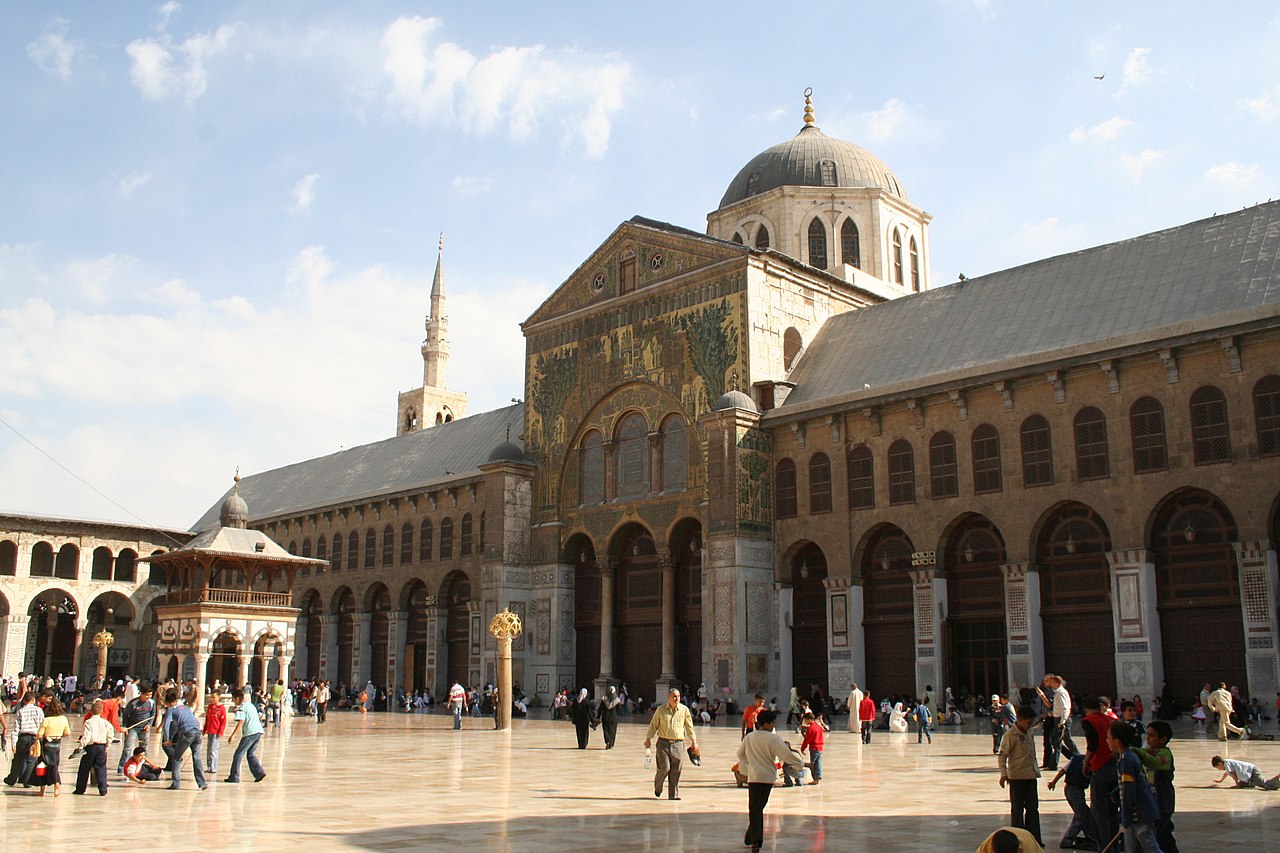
[2,709,1277,851]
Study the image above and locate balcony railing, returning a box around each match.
[158,588,294,608]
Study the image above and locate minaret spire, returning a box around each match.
[424,232,449,389]
[396,231,467,435]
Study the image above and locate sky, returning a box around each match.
[2,1,1279,532]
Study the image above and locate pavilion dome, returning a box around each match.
[486,440,532,465]
[219,474,249,529]
[712,390,759,413]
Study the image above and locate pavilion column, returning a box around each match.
[278,655,292,695]
[156,652,173,686]
[596,562,616,694]
[237,653,250,690]
[174,653,188,687]
[192,653,208,712]
[258,656,270,692]
[44,610,58,675]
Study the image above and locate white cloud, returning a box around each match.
[26,20,81,81]
[290,173,319,213]
[1204,161,1263,189]
[381,16,630,159]
[1117,47,1154,96]
[1120,148,1167,182]
[1068,116,1133,144]
[126,13,235,104]
[66,254,136,303]
[864,98,907,142]
[451,175,492,195]
[1239,85,1280,122]
[118,171,154,198]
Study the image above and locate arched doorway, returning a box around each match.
[366,583,392,691]
[789,543,829,700]
[570,535,601,690]
[670,520,703,688]
[207,631,241,687]
[251,633,283,690]
[333,587,356,688]
[862,526,915,698]
[1152,490,1244,704]
[301,590,323,679]
[86,593,135,682]
[28,591,77,676]
[1036,504,1116,698]
[404,580,432,693]
[443,571,472,690]
[611,524,662,694]
[944,516,1008,701]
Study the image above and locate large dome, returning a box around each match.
[718,114,906,210]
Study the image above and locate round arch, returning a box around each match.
[331,586,356,688]
[606,522,661,694]
[785,541,829,703]
[859,524,915,698]
[1033,502,1116,698]
[1148,488,1243,704]
[365,583,392,692]
[941,514,1008,702]
[27,589,79,677]
[668,517,704,689]
[207,628,243,688]
[299,588,324,680]
[401,579,433,693]
[441,570,473,692]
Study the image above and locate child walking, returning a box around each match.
[1134,720,1179,853]
[1107,721,1163,853]
[997,705,1042,847]
[1047,751,1093,850]
[800,711,825,785]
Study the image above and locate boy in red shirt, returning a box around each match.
[203,693,228,774]
[123,747,162,784]
[741,694,766,739]
[858,693,876,744]
[800,711,825,784]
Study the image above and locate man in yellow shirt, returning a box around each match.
[643,688,699,800]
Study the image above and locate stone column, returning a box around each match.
[354,614,370,687]
[71,618,87,682]
[156,652,173,685]
[602,441,616,501]
[823,577,853,694]
[775,583,793,698]
[1001,562,1042,695]
[321,615,337,681]
[174,653,187,685]
[237,653,250,690]
[1106,548,1163,703]
[657,554,677,698]
[597,563,616,683]
[192,653,208,712]
[389,610,407,692]
[43,610,58,675]
[278,655,292,691]
[258,656,271,692]
[403,643,416,694]
[1233,541,1280,700]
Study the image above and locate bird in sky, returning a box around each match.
[1094,74,1105,80]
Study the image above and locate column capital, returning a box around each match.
[1105,548,1153,570]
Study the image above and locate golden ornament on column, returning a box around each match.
[488,608,523,731]
[92,626,115,684]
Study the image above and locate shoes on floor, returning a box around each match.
[253,775,266,783]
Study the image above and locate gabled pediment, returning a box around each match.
[522,216,747,330]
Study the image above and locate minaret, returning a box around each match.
[396,234,468,435]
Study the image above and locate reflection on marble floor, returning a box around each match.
[3,710,1278,851]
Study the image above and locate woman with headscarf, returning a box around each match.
[889,702,908,733]
[597,685,622,749]
[786,687,801,727]
[570,688,596,749]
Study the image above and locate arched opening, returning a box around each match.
[670,519,703,688]
[91,546,114,580]
[366,584,392,691]
[579,429,605,505]
[1151,490,1243,703]
[302,590,323,679]
[807,218,828,270]
[861,526,915,697]
[55,543,79,580]
[333,587,356,688]
[30,541,54,577]
[754,223,770,251]
[570,534,601,689]
[251,633,283,690]
[404,580,432,693]
[614,412,651,499]
[0,539,16,575]
[840,219,860,268]
[87,592,135,681]
[943,516,1008,701]
[611,524,662,692]
[783,328,802,371]
[789,543,829,699]
[207,631,242,688]
[28,591,77,676]
[1035,504,1115,697]
[444,571,472,690]
[114,548,137,582]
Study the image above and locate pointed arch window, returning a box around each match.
[1190,385,1231,464]
[1075,406,1110,479]
[1129,398,1167,473]
[381,525,394,567]
[971,424,1002,493]
[301,538,312,559]
[347,532,359,572]
[775,459,797,519]
[439,517,454,560]
[615,412,651,498]
[479,511,486,552]
[847,444,875,509]
[288,541,298,556]
[419,519,433,562]
[331,535,343,572]
[579,430,604,505]
[731,232,744,245]
[892,228,904,284]
[754,224,770,251]
[316,536,327,566]
[841,219,861,268]
[783,327,803,371]
[929,432,958,498]
[909,236,920,291]
[1020,415,1053,486]
[807,218,828,270]
[400,523,414,565]
[365,529,376,569]
[809,452,832,514]
[888,439,915,505]
[1254,375,1280,456]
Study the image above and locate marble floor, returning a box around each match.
[2,710,1277,851]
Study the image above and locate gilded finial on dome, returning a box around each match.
[438,232,444,252]
[233,466,240,487]
[803,87,815,126]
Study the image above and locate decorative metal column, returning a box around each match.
[92,624,115,685]
[488,608,523,731]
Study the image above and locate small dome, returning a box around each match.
[219,475,249,530]
[713,390,759,413]
[486,441,531,464]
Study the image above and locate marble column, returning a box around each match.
[71,618,87,682]
[1233,541,1280,699]
[658,555,677,691]
[43,610,58,675]
[353,614,370,687]
[1105,548,1163,704]
[775,583,793,698]
[909,563,942,698]
[598,563,616,682]
[389,610,407,692]
[823,577,853,693]
[258,655,271,692]
[278,655,292,692]
[156,652,173,686]
[1001,562,1043,695]
[192,653,208,711]
[174,653,188,686]
[237,653,250,690]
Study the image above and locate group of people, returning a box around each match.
[2,674,273,797]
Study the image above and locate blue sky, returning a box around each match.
[2,1,1278,530]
